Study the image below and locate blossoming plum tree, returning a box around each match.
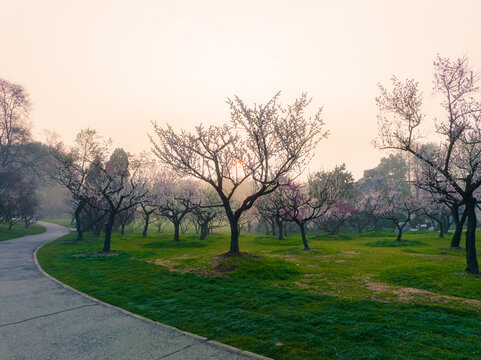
[375,55,481,273]
[150,93,327,254]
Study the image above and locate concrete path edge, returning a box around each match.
[33,227,272,360]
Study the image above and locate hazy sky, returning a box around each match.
[1,0,481,179]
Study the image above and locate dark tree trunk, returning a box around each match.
[8,222,13,231]
[276,217,284,240]
[224,208,240,253]
[74,201,86,242]
[395,225,403,242]
[357,225,363,234]
[465,197,479,274]
[439,222,445,238]
[199,221,209,240]
[76,228,85,242]
[451,207,467,248]
[93,222,102,237]
[142,213,150,237]
[229,220,240,253]
[173,221,180,242]
[299,221,309,251]
[120,223,125,235]
[103,213,115,252]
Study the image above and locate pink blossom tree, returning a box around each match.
[375,55,481,273]
[278,182,321,250]
[315,201,355,235]
[150,93,327,254]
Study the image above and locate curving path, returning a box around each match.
[0,222,270,360]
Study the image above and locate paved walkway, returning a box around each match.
[0,222,269,360]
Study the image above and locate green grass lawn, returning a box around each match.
[37,229,481,360]
[0,222,46,241]
[40,216,74,228]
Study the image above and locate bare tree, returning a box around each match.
[0,78,32,170]
[150,92,327,254]
[375,55,481,273]
[0,171,38,230]
[0,78,45,225]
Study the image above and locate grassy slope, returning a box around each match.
[40,217,74,228]
[0,223,46,241]
[37,230,481,360]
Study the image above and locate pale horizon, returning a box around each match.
[2,0,481,179]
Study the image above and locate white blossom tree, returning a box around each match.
[154,172,200,241]
[191,188,224,240]
[416,190,453,238]
[150,92,327,254]
[349,188,384,233]
[374,187,419,242]
[134,154,162,237]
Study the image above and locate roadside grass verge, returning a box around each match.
[0,223,46,241]
[40,217,73,227]
[37,230,481,359]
